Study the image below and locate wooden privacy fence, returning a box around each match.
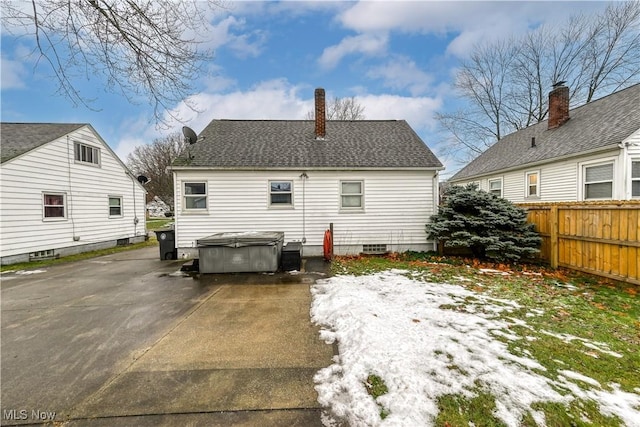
[519,201,640,286]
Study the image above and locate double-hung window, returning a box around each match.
[74,142,100,166]
[184,182,207,210]
[269,181,293,206]
[109,196,123,217]
[488,178,503,197]
[340,181,364,210]
[43,193,66,219]
[584,163,613,200]
[525,171,539,198]
[632,161,640,198]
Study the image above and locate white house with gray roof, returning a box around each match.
[170,88,444,258]
[0,123,147,265]
[449,83,640,202]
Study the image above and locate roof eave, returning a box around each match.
[169,165,445,172]
[449,143,621,183]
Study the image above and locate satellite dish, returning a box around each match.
[137,175,149,184]
[182,126,198,145]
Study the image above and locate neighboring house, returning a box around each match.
[170,88,444,258]
[449,83,640,202]
[1,123,147,265]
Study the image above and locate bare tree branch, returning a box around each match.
[306,96,366,120]
[126,132,186,210]
[437,1,640,161]
[1,0,227,126]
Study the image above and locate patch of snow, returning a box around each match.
[312,271,640,427]
[558,370,601,388]
[479,268,511,276]
[14,269,47,275]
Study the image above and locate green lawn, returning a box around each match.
[331,253,639,426]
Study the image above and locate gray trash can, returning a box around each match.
[155,228,177,260]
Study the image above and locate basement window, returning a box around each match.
[29,249,56,261]
[363,244,387,254]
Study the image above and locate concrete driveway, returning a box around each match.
[1,246,334,426]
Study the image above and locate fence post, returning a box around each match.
[550,205,559,268]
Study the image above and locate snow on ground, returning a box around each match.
[311,270,640,427]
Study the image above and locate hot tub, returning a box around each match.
[197,231,284,273]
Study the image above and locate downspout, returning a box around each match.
[300,172,308,243]
[66,136,78,241]
[432,170,439,252]
[132,176,139,236]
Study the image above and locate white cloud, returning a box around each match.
[0,56,27,90]
[366,55,435,96]
[209,15,267,58]
[336,1,609,58]
[358,93,442,132]
[318,33,389,69]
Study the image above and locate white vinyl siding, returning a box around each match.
[584,162,613,200]
[0,126,146,262]
[173,170,438,256]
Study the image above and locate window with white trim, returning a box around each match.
[43,193,66,219]
[74,142,100,166]
[584,163,613,200]
[109,196,123,217]
[632,161,640,198]
[269,181,293,206]
[488,178,503,197]
[183,182,207,210]
[340,181,363,210]
[525,171,539,198]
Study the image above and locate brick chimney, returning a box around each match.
[548,82,570,129]
[315,88,326,139]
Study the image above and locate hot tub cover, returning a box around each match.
[197,231,284,248]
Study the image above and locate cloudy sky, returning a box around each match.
[1,1,611,177]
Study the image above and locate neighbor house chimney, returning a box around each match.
[315,88,326,139]
[548,82,570,129]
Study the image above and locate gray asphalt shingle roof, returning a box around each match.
[450,83,640,181]
[172,119,443,169]
[1,123,86,163]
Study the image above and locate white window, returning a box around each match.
[632,161,640,198]
[109,196,123,217]
[43,193,66,219]
[269,181,293,206]
[74,142,100,165]
[341,181,364,210]
[488,178,503,197]
[584,163,613,200]
[525,171,539,198]
[184,182,207,210]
